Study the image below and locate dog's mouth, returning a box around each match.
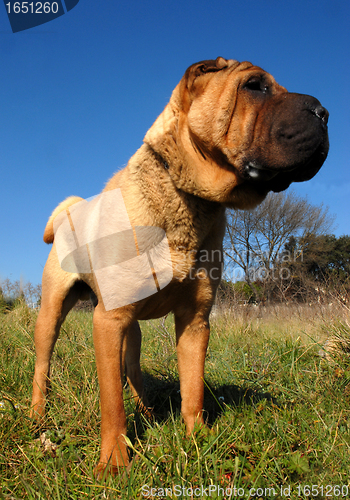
[242,137,329,193]
[244,162,279,182]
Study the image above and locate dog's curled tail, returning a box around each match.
[43,196,84,244]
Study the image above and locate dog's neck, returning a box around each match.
[124,144,225,253]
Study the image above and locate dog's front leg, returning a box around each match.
[93,304,131,476]
[175,311,210,433]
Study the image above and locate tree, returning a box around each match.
[284,234,350,283]
[276,234,350,303]
[224,191,335,300]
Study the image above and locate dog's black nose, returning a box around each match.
[301,95,329,126]
[312,103,329,124]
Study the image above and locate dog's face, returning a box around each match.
[145,57,329,209]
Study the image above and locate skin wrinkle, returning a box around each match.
[189,133,207,161]
[223,70,242,138]
[243,104,263,156]
[239,72,287,157]
[224,62,258,109]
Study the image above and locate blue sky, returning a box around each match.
[0,0,349,287]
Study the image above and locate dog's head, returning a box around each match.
[144,57,329,209]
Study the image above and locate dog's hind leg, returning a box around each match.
[30,252,83,421]
[124,321,151,418]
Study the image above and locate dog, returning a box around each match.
[30,57,329,476]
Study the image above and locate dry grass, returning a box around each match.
[212,300,350,342]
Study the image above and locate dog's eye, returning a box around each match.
[244,77,268,93]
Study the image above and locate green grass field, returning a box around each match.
[1,302,350,499]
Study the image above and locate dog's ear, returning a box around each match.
[183,57,238,102]
[192,57,230,76]
[187,56,236,81]
[144,57,238,171]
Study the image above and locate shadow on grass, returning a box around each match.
[129,370,277,440]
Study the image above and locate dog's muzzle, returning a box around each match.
[243,93,329,191]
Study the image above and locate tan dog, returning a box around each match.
[30,57,329,476]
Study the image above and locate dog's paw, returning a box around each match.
[94,458,140,480]
[94,462,123,480]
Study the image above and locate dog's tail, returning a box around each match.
[43,196,84,243]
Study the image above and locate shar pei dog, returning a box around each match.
[30,57,329,476]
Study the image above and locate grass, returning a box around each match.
[0,301,350,499]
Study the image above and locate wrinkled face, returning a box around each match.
[145,57,329,209]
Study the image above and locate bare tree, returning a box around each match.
[224,191,335,299]
[0,277,41,307]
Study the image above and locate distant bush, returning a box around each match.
[0,288,23,313]
[216,280,261,306]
